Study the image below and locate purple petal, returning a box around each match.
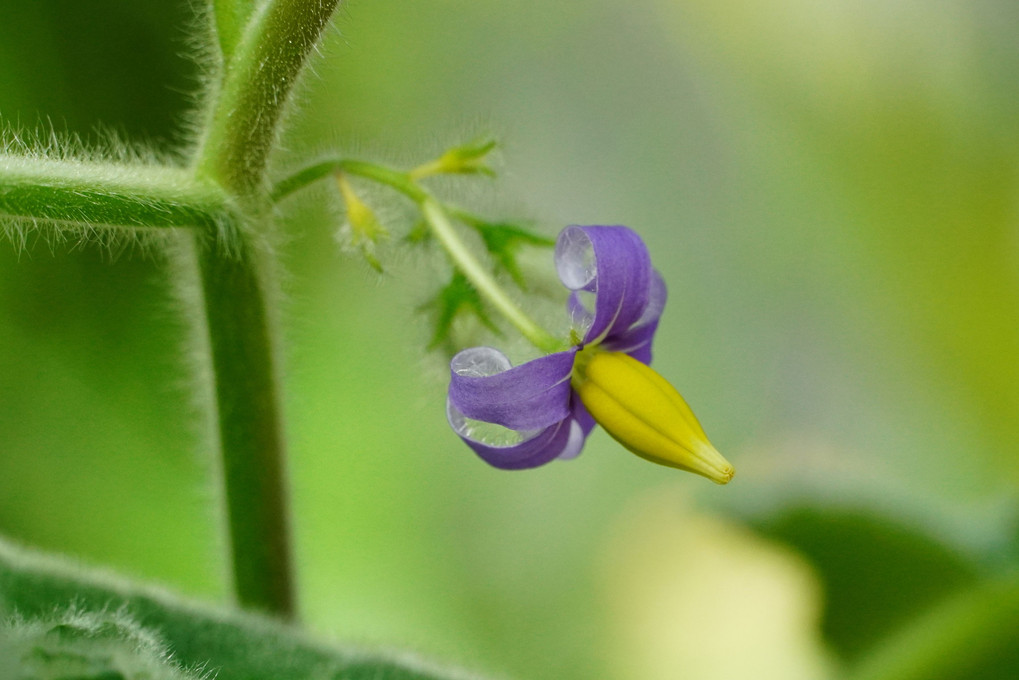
[556,398,596,460]
[461,418,577,470]
[601,270,667,364]
[555,226,653,345]
[566,291,594,337]
[447,397,581,469]
[448,346,578,431]
[571,396,597,437]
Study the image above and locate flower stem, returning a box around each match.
[271,159,426,204]
[272,157,564,354]
[420,199,563,354]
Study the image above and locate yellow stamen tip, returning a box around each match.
[572,350,735,485]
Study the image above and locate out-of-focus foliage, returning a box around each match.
[0,1,1017,679]
[0,537,480,680]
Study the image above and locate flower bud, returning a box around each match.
[572,350,734,484]
[410,139,498,179]
[336,173,388,271]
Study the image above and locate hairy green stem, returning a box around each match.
[271,159,426,203]
[196,234,295,618]
[211,0,252,62]
[273,159,563,353]
[0,0,338,620]
[0,156,228,230]
[196,0,340,197]
[420,199,563,353]
[189,0,340,618]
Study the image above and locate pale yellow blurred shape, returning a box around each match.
[599,490,833,680]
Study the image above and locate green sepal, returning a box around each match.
[451,138,497,161]
[440,138,498,177]
[410,139,498,179]
[422,271,501,350]
[0,536,482,680]
[462,217,555,288]
[404,219,432,246]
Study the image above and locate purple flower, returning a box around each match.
[446,225,734,483]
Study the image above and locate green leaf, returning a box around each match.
[0,536,484,680]
[422,271,500,350]
[1,609,201,680]
[846,573,1019,680]
[750,506,981,661]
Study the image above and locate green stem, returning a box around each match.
[272,159,427,203]
[846,574,1019,680]
[195,0,341,197]
[273,159,563,353]
[196,233,295,618]
[0,155,228,230]
[188,0,339,618]
[421,199,562,354]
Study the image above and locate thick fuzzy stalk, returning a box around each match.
[189,0,341,618]
[196,0,341,198]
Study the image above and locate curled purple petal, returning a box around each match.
[446,224,669,471]
[447,397,579,469]
[571,396,597,437]
[555,226,653,345]
[448,346,578,431]
[554,419,587,461]
[556,399,596,460]
[601,270,667,364]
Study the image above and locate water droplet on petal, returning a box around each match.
[447,398,542,447]
[451,346,513,378]
[556,226,597,290]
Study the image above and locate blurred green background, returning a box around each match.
[1,1,1018,678]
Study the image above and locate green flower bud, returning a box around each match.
[410,139,497,179]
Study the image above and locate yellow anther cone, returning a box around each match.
[573,350,734,484]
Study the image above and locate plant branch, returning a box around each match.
[0,155,228,230]
[420,199,563,354]
[272,157,564,353]
[196,232,295,618]
[271,158,427,204]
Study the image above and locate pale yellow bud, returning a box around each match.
[335,173,388,272]
[572,350,734,484]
